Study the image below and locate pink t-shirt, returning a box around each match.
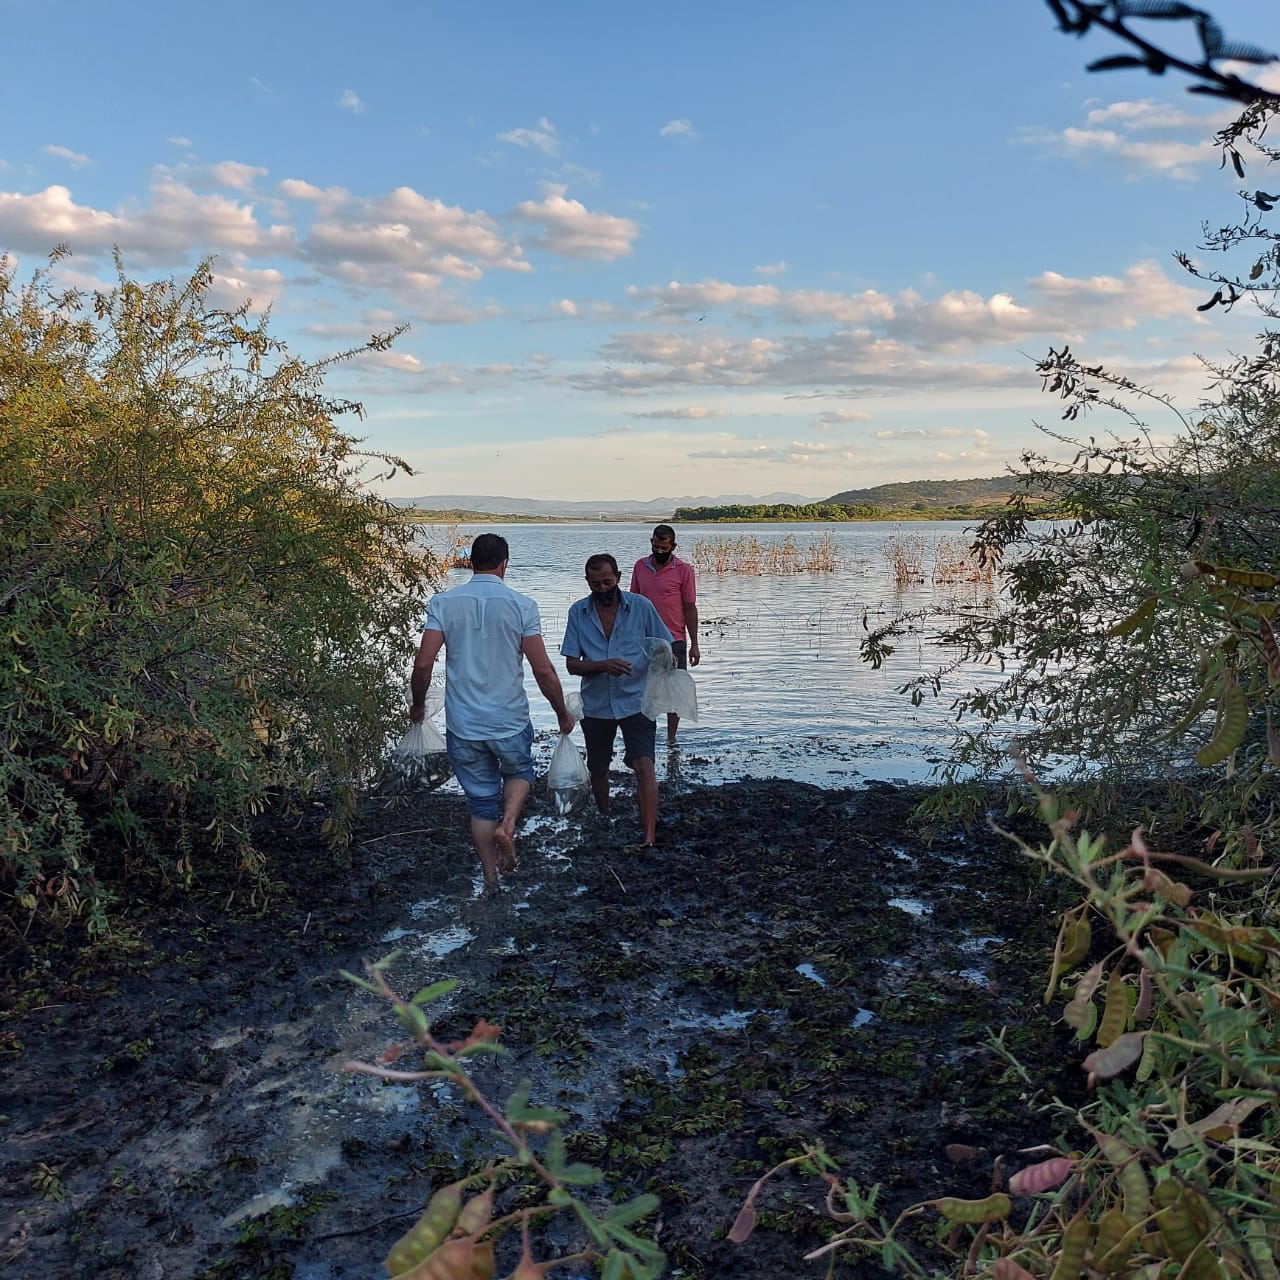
[629,554,696,642]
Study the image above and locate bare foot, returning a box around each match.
[494,829,517,874]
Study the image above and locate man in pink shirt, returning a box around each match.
[629,524,700,744]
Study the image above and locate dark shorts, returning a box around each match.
[670,640,688,670]
[581,714,656,774]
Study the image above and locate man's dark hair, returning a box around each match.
[584,553,620,577]
[652,524,675,540]
[470,533,510,571]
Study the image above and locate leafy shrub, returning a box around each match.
[0,250,436,933]
[734,797,1280,1280]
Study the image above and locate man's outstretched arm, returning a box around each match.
[522,634,576,735]
[410,629,445,722]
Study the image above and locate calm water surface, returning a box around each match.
[417,522,1004,789]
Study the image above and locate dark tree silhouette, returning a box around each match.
[1046,1,1278,103]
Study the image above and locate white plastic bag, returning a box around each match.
[548,732,591,816]
[640,637,699,723]
[384,717,452,792]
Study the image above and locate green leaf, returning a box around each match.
[559,1161,604,1186]
[604,1194,661,1227]
[338,969,380,995]
[410,978,459,1005]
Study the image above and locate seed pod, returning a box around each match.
[1245,1220,1280,1280]
[398,1237,474,1280]
[1197,562,1278,590]
[469,1243,496,1280]
[1258,618,1280,683]
[1165,674,1219,742]
[1083,1030,1146,1082]
[1195,680,1248,768]
[1132,969,1154,1023]
[1107,596,1157,638]
[1061,916,1091,968]
[1091,1207,1134,1272]
[1135,1030,1160,1082]
[1063,962,1104,1031]
[1157,1205,1206,1263]
[1008,1157,1074,1197]
[1096,969,1132,1049]
[452,1190,494,1239]
[992,1262,1036,1280]
[934,1193,1012,1224]
[1095,1134,1149,1221]
[1046,913,1092,1003]
[385,1182,465,1275]
[1050,1212,1091,1280]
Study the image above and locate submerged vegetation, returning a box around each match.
[690,531,840,573]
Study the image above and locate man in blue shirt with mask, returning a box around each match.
[560,553,671,848]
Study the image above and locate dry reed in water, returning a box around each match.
[932,536,995,587]
[691,533,840,574]
[882,531,926,587]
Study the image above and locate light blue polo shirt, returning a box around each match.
[424,574,542,740]
[560,590,669,719]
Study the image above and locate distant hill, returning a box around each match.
[404,492,816,520]
[824,476,1031,509]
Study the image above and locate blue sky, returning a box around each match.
[3,0,1279,502]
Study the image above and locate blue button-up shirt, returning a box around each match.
[560,591,669,719]
[425,574,542,739]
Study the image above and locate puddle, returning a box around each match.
[887,896,928,916]
[795,962,826,986]
[851,1008,876,1028]
[380,923,475,957]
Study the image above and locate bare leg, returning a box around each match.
[590,769,611,815]
[633,758,658,846]
[469,817,501,893]
[494,777,530,874]
[666,712,679,744]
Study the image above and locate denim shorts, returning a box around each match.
[446,723,535,821]
[581,714,656,774]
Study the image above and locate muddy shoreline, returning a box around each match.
[0,775,1079,1279]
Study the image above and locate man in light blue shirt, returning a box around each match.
[411,533,575,893]
[560,553,670,848]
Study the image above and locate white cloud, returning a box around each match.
[1060,126,1209,177]
[817,409,873,425]
[499,117,559,154]
[167,136,192,148]
[755,261,787,276]
[554,298,578,316]
[0,180,294,265]
[211,161,267,191]
[659,119,697,139]
[338,89,366,114]
[278,177,343,202]
[44,145,90,169]
[1084,99,1208,130]
[627,406,728,420]
[510,185,639,260]
[207,263,287,310]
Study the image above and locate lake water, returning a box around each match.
[415,521,1004,789]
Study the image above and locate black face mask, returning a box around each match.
[652,548,673,565]
[592,585,621,606]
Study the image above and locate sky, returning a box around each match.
[4,1,1280,503]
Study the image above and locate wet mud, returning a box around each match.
[0,772,1080,1279]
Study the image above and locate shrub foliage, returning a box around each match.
[0,250,435,934]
